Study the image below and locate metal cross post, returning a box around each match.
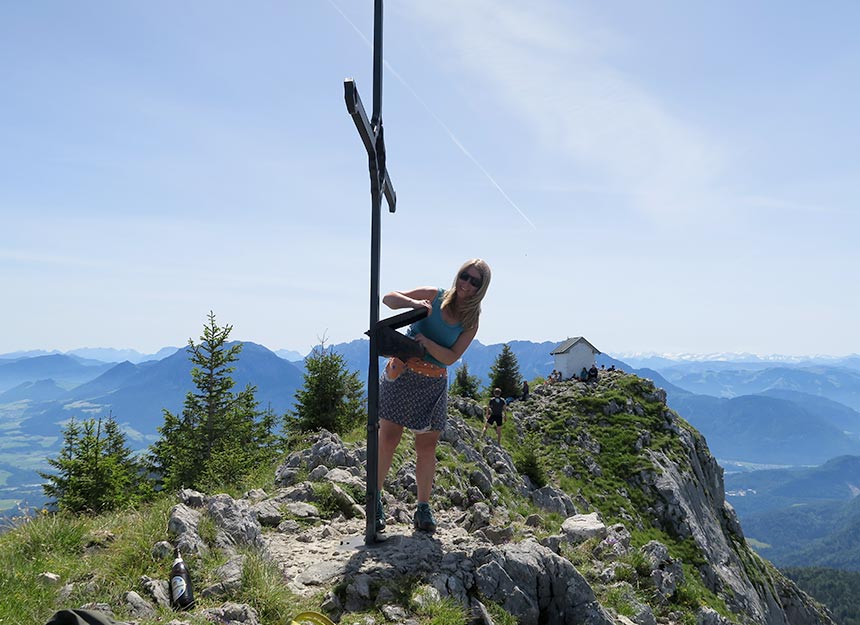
[344,0,397,545]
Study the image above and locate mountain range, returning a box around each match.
[0,343,302,443]
[4,339,860,521]
[659,365,860,411]
[0,342,306,517]
[620,353,860,371]
[4,340,860,463]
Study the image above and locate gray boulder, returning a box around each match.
[167,503,199,536]
[473,540,614,625]
[531,485,578,516]
[207,494,263,548]
[641,541,684,604]
[467,502,492,531]
[140,575,171,609]
[151,540,173,560]
[201,554,246,598]
[697,607,735,625]
[284,501,321,519]
[201,602,260,625]
[561,512,607,544]
[594,524,632,560]
[123,590,156,619]
[244,488,268,503]
[251,500,283,527]
[167,504,207,556]
[274,430,364,488]
[324,467,366,491]
[177,488,207,508]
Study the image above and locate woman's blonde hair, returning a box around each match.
[441,258,491,330]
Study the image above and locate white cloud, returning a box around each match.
[400,0,726,220]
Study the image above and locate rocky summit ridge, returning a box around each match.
[59,371,834,625]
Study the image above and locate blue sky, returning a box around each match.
[1,1,858,358]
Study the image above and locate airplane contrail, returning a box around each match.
[326,0,538,230]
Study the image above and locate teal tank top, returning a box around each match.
[407,288,463,367]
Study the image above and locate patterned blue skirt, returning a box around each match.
[379,368,448,432]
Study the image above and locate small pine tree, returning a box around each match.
[512,434,547,488]
[149,312,280,492]
[39,415,149,513]
[291,341,366,435]
[487,343,523,399]
[450,361,481,399]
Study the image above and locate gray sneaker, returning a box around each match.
[413,502,437,532]
[375,493,386,532]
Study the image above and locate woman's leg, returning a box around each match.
[414,430,441,502]
[377,418,404,490]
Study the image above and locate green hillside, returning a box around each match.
[726,455,860,516]
[782,568,860,625]
[725,458,860,570]
[0,372,833,625]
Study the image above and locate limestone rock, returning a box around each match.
[140,575,171,609]
[473,540,614,625]
[561,512,607,543]
[151,540,173,560]
[284,500,320,519]
[201,602,260,625]
[251,499,283,526]
[593,524,632,560]
[207,493,263,548]
[324,467,366,491]
[467,502,492,531]
[167,503,207,556]
[79,604,114,616]
[177,488,207,508]
[201,554,245,598]
[531,485,578,516]
[244,488,268,503]
[124,590,156,619]
[38,572,61,584]
[480,525,514,545]
[641,541,684,604]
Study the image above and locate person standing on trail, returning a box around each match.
[376,259,492,533]
[482,387,508,445]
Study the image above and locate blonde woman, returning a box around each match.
[376,259,491,532]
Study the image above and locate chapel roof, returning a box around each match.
[550,336,601,356]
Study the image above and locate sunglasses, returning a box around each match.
[458,271,483,288]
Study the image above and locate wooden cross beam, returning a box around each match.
[344,79,396,213]
[343,0,399,545]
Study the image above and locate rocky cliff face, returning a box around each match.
[152,371,833,625]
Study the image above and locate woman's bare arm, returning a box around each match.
[382,287,437,315]
[414,324,479,367]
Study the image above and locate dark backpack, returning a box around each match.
[46,610,126,625]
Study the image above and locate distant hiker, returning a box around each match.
[580,366,589,382]
[482,387,508,445]
[377,259,491,533]
[521,380,530,401]
[588,364,599,382]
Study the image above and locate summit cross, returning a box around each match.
[343,0,398,545]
